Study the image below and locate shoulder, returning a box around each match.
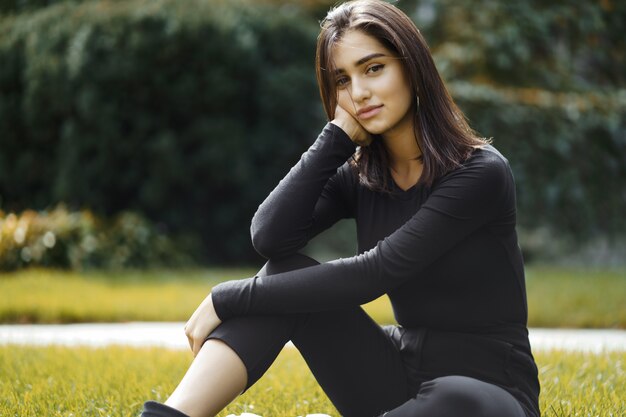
[436,144,513,188]
[425,144,515,214]
[467,144,511,174]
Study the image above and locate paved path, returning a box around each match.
[1,323,625,353]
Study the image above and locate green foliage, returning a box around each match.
[0,345,625,416]
[0,0,65,15]
[0,0,323,263]
[0,206,192,270]
[416,0,626,89]
[403,0,626,242]
[0,0,624,265]
[450,83,626,239]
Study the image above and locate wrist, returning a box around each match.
[330,119,371,146]
[330,119,358,141]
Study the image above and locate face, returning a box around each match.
[332,29,414,138]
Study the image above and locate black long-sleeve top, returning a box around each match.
[211,123,531,352]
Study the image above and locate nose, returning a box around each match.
[350,77,371,103]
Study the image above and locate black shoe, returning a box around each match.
[140,401,190,417]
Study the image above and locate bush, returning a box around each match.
[450,82,626,239]
[0,205,192,270]
[0,0,323,263]
[0,0,67,15]
[0,0,624,265]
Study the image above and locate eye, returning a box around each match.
[336,76,350,88]
[366,64,384,74]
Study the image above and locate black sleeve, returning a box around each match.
[250,123,357,259]
[212,148,515,320]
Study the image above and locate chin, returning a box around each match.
[362,122,389,136]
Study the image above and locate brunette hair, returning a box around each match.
[315,0,487,191]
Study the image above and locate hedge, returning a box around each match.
[0,0,323,264]
[451,82,626,239]
[0,0,624,266]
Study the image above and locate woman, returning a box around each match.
[141,1,540,416]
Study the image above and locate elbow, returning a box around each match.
[250,222,285,259]
[250,227,276,259]
[250,224,302,260]
[251,209,308,259]
[250,211,274,258]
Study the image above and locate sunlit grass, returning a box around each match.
[0,268,254,323]
[0,266,624,327]
[0,345,335,417]
[526,266,626,328]
[538,350,626,417]
[0,345,624,416]
[0,268,394,325]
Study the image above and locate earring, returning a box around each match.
[416,95,420,109]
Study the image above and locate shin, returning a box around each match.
[162,339,247,417]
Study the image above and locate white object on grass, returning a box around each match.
[224,414,263,417]
[224,414,332,417]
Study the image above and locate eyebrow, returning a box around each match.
[335,52,387,74]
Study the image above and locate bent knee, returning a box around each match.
[400,375,525,417]
[422,376,489,409]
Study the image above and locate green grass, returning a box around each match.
[1,345,624,416]
[0,268,395,325]
[0,266,624,327]
[526,266,626,328]
[0,269,254,323]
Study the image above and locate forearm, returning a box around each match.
[251,123,356,258]
[211,251,384,320]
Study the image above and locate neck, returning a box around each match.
[381,122,423,190]
[382,124,422,174]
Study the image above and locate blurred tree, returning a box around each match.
[401,0,626,248]
[0,0,323,264]
[0,0,624,265]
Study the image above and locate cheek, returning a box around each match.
[384,69,412,108]
[400,90,413,113]
[389,79,413,114]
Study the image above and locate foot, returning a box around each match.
[141,401,190,417]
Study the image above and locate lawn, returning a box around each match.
[1,266,625,327]
[526,266,626,328]
[0,345,624,417]
[1,266,624,416]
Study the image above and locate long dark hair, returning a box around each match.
[315,0,487,191]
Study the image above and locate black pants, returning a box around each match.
[207,254,530,417]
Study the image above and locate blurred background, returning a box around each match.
[1,4,624,415]
[1,0,625,271]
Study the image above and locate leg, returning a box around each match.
[382,375,527,417]
[164,339,247,417]
[242,254,412,415]
[204,301,411,417]
[144,254,410,417]
[142,254,319,417]
[292,307,409,417]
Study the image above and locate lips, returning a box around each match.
[357,104,383,120]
